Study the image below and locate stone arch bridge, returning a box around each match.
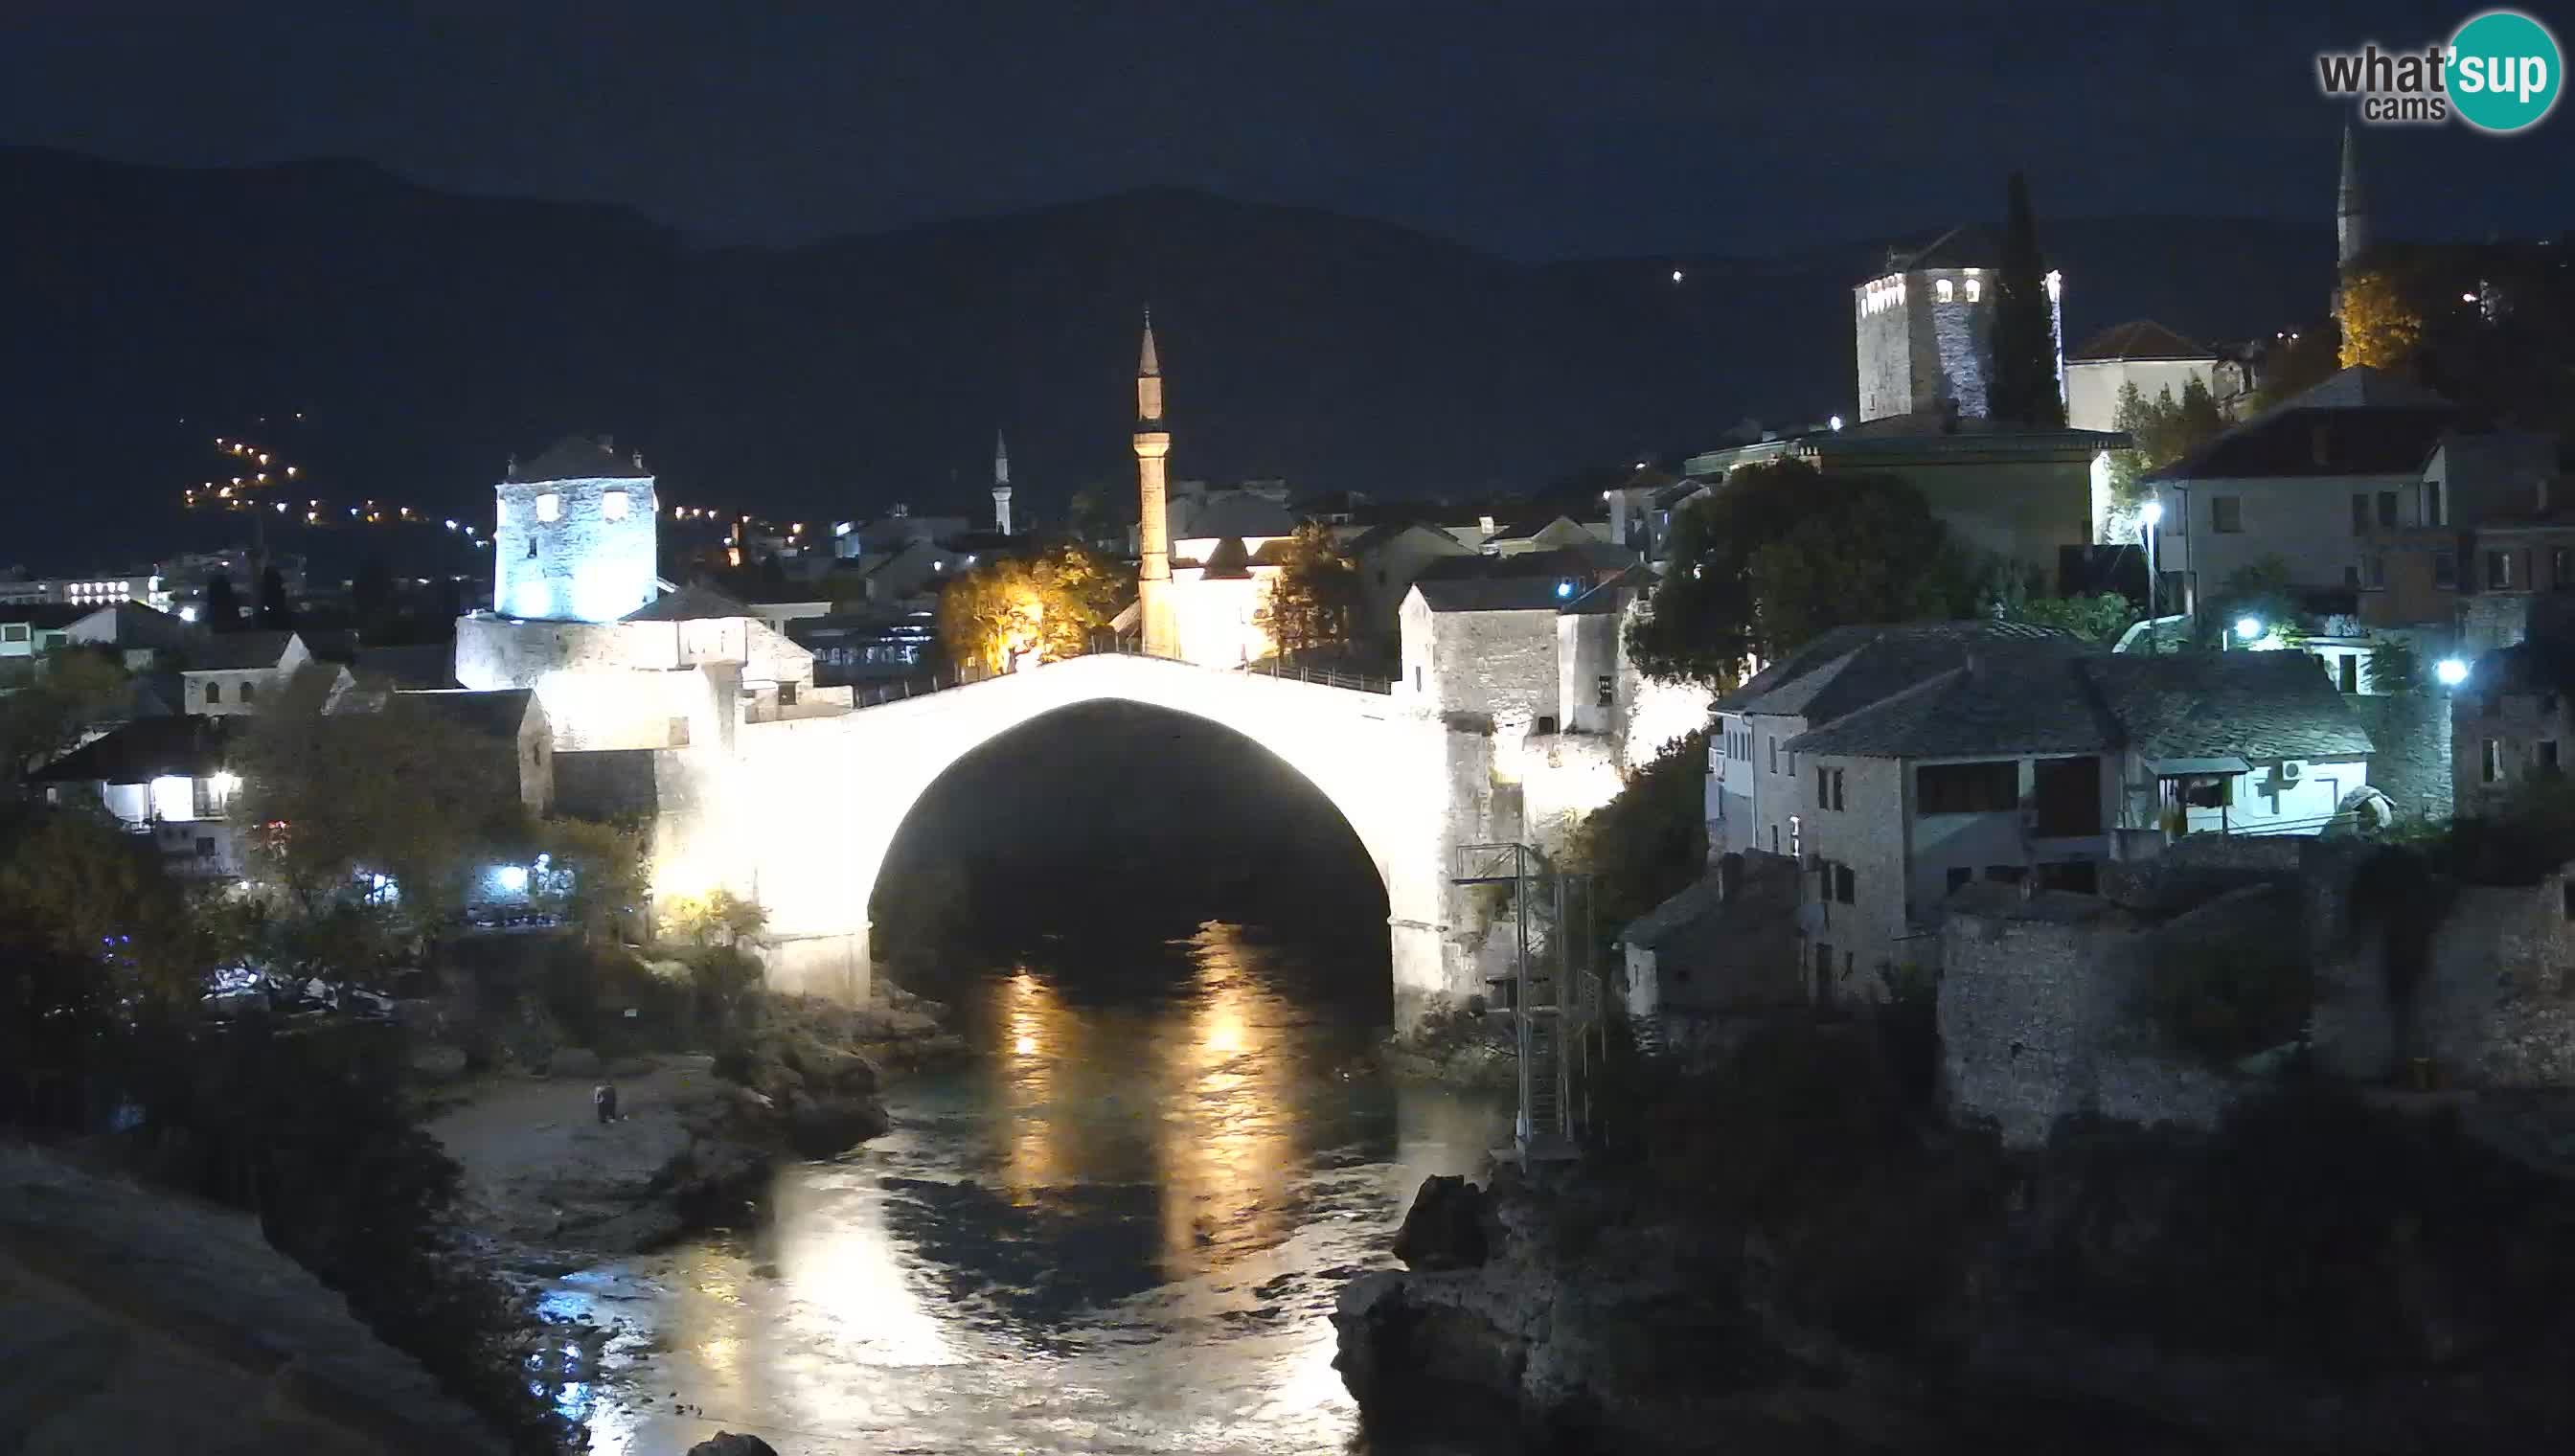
[672,653,1496,1029]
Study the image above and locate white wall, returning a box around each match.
[2064,356,2216,434]
[2159,470,2424,594]
[493,475,659,624]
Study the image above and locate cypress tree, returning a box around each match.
[257,565,292,628]
[1990,171,2064,427]
[200,573,240,631]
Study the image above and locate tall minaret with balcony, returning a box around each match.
[991,429,1014,536]
[1133,312,1179,658]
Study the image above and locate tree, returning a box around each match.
[1989,171,2065,428]
[1999,588,2139,644]
[232,666,523,934]
[659,887,766,947]
[257,565,292,629]
[1563,731,1709,937]
[1745,485,1954,654]
[352,557,395,638]
[1628,460,1957,685]
[201,573,241,631]
[935,542,1125,675]
[0,647,130,789]
[2338,268,2426,371]
[2365,634,2423,694]
[1067,486,1122,549]
[532,816,650,940]
[1255,522,1364,664]
[2105,378,2225,520]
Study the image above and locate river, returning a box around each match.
[542,921,1511,1454]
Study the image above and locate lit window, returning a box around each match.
[1966,278,1982,303]
[602,489,629,521]
[536,492,562,522]
[1937,279,1954,303]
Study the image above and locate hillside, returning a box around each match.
[2,148,2333,564]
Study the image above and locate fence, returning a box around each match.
[846,645,1392,709]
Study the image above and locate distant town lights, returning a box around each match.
[2436,657,2471,687]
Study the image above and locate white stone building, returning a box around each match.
[34,716,247,879]
[180,630,319,715]
[2063,320,2220,433]
[1854,224,2062,425]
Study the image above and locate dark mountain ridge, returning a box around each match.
[5,148,2348,567]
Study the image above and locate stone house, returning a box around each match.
[2062,320,2220,435]
[2451,636,2575,814]
[0,604,80,661]
[492,435,659,625]
[1781,646,2372,994]
[2146,366,2456,607]
[1618,851,1803,1037]
[179,629,320,715]
[66,600,206,671]
[1344,522,1473,647]
[34,715,248,878]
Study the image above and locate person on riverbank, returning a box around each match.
[593,1081,618,1125]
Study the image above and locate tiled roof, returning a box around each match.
[1788,648,2372,762]
[1784,648,2123,758]
[1414,577,1571,613]
[624,584,751,622]
[182,629,299,672]
[2149,367,2457,483]
[34,715,237,785]
[1181,491,1298,539]
[2071,319,2214,362]
[1199,536,1253,580]
[353,642,456,689]
[517,435,649,481]
[1716,621,2084,720]
[1619,853,1801,951]
[2085,651,2372,761]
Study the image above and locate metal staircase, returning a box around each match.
[1454,842,1601,1160]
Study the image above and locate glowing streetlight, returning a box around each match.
[2235,615,2264,643]
[1829,415,1844,432]
[2140,499,2163,527]
[2436,657,2470,687]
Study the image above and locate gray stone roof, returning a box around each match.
[181,628,299,672]
[1181,490,1299,539]
[390,687,537,740]
[2148,367,2456,483]
[1619,852,1800,950]
[1414,576,1569,613]
[2087,651,2374,761]
[1783,648,2374,763]
[624,583,750,622]
[2070,319,2214,362]
[516,434,649,481]
[34,715,237,784]
[1716,621,2083,720]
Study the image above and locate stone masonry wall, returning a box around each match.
[2415,873,2575,1086]
[2349,690,2453,824]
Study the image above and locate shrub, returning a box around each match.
[2142,939,2310,1063]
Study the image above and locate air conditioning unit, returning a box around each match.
[2279,761,2303,784]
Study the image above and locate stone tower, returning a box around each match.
[2336,121,2371,272]
[492,434,658,623]
[991,429,1014,536]
[1133,311,1179,658]
[1851,226,2062,425]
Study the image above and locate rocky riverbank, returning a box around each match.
[1333,1031,2575,1454]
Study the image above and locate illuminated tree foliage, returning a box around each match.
[2105,377,2225,512]
[936,541,1126,675]
[2338,268,2425,371]
[1254,523,1364,664]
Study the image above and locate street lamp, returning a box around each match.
[2235,615,2264,644]
[2138,500,2164,650]
[2435,657,2470,687]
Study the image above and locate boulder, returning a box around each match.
[782,1092,891,1159]
[780,1036,879,1096]
[549,1047,603,1080]
[687,1434,779,1456]
[1391,1174,1489,1272]
[406,1042,469,1081]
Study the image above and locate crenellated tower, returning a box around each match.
[1133,311,1178,658]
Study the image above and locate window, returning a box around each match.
[2435,552,2458,589]
[239,681,256,704]
[2340,655,2359,694]
[1413,667,1423,692]
[195,836,216,857]
[2488,550,2516,590]
[1789,814,1802,860]
[1936,278,1954,302]
[601,489,629,521]
[1,624,25,643]
[204,681,221,704]
[2211,496,2243,534]
[1534,715,1558,736]
[2541,740,2562,775]
[2378,491,2399,528]
[1916,761,2018,815]
[1947,867,1973,894]
[2178,775,2233,808]
[1965,278,1982,303]
[778,681,798,707]
[1770,825,1779,853]
[2483,738,2502,785]
[2368,554,2386,588]
[2564,879,2575,921]
[1596,674,1614,708]
[1768,739,1777,773]
[1834,863,1855,904]
[1830,767,1845,809]
[2351,493,2370,534]
[2427,481,2443,526]
[2030,756,2102,835]
[1817,765,1828,808]
[535,492,562,522]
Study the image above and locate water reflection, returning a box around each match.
[554,921,1508,1454]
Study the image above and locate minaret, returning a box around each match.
[2336,122,2371,271]
[991,429,1014,536]
[1133,310,1179,659]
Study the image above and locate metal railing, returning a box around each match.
[1234,657,1394,694]
[844,644,1392,709]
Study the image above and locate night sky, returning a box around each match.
[6,0,2569,260]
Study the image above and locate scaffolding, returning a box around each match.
[1454,841,1603,1161]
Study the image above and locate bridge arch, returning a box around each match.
[706,654,1479,1028]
